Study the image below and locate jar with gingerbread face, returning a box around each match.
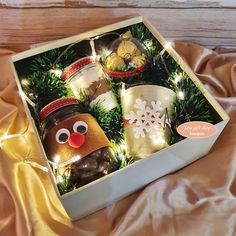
[39,98,113,190]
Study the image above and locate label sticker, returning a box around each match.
[177,121,217,139]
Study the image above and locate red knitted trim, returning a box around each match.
[103,63,147,78]
[62,57,96,81]
[123,119,140,125]
[39,98,78,122]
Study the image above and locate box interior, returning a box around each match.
[11,17,225,197]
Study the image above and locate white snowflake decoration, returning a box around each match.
[125,98,171,139]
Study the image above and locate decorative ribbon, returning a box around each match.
[39,97,78,122]
[62,57,97,81]
[103,63,148,78]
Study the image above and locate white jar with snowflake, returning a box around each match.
[121,85,175,159]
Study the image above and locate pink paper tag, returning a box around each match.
[177,121,217,138]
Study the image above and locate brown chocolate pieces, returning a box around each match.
[70,147,112,187]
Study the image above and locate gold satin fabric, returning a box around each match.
[0,42,236,235]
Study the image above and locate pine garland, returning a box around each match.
[110,143,134,170]
[170,77,214,144]
[131,23,151,43]
[23,48,78,112]
[25,71,72,112]
[29,48,78,72]
[156,52,216,144]
[57,174,77,195]
[91,104,124,144]
[131,23,162,59]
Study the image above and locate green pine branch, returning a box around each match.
[29,48,78,72]
[159,52,217,144]
[57,174,77,195]
[110,144,134,170]
[131,23,163,56]
[25,71,73,112]
[22,48,78,112]
[91,104,124,144]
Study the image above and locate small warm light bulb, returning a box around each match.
[21,78,29,87]
[72,155,81,163]
[54,154,61,163]
[177,91,185,100]
[120,144,126,151]
[160,41,173,56]
[50,69,63,77]
[18,90,36,107]
[57,174,64,183]
[101,47,111,57]
[157,136,166,145]
[165,41,172,50]
[19,90,25,98]
[144,40,153,50]
[103,169,108,175]
[174,74,182,84]
[152,128,167,146]
[64,169,71,177]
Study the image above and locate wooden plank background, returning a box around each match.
[0,0,235,52]
[1,0,236,8]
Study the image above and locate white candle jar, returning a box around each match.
[121,85,175,159]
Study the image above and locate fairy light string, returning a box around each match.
[11,26,194,190]
[52,31,121,70]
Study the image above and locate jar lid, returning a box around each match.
[61,57,96,81]
[39,97,78,122]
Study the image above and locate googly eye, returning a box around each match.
[73,121,88,134]
[55,128,70,144]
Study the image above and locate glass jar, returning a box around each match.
[39,97,113,189]
[121,85,175,160]
[102,31,148,79]
[61,57,117,111]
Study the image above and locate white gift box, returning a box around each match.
[10,16,229,220]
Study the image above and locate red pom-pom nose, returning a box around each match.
[68,132,85,148]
